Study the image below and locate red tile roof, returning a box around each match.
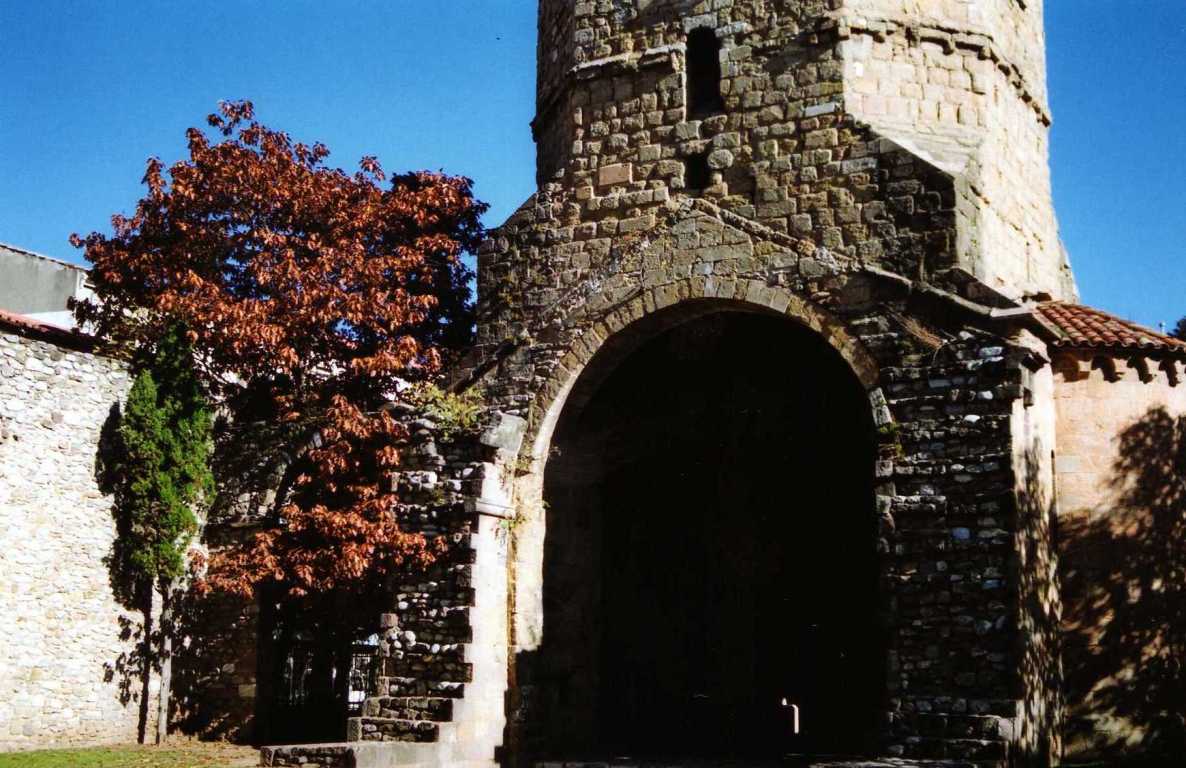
[0,308,95,351]
[1035,302,1186,355]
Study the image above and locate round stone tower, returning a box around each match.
[529,0,1075,301]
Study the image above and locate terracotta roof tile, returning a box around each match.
[0,308,95,351]
[1035,302,1186,355]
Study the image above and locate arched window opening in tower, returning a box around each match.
[686,27,724,117]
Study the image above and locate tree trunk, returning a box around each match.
[155,582,174,745]
[137,584,155,744]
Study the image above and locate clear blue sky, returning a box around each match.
[1,2,1183,329]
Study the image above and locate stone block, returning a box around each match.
[596,163,633,187]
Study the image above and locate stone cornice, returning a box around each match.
[824,13,1052,126]
[533,42,684,141]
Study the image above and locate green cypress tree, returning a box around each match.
[106,325,213,743]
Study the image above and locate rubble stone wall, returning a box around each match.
[171,568,259,744]
[877,320,1040,764]
[0,328,151,750]
[468,188,1049,763]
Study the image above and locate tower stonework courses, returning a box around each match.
[527,0,1077,303]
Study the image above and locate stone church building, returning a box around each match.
[3,1,1185,767]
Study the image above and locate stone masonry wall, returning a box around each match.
[877,325,1041,764]
[838,5,1073,301]
[467,186,1052,763]
[529,0,1073,306]
[847,0,1049,110]
[171,572,259,744]
[0,326,153,750]
[1009,335,1062,764]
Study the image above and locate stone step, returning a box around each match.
[535,762,786,768]
[264,741,495,768]
[262,744,354,767]
[383,656,472,682]
[363,695,455,722]
[387,641,468,663]
[355,715,440,743]
[378,675,466,698]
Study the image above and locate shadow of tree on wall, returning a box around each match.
[101,613,155,743]
[95,402,156,744]
[170,416,375,747]
[1060,406,1186,759]
[1016,436,1063,768]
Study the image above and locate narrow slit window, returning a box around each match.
[685,151,711,192]
[687,28,724,117]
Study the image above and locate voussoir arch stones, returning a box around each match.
[520,202,885,467]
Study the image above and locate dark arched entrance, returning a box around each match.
[538,309,884,760]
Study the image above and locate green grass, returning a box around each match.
[0,743,257,768]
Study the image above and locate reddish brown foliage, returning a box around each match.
[74,101,484,598]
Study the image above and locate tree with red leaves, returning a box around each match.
[73,100,485,601]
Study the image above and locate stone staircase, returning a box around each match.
[351,672,469,744]
[260,573,492,767]
[260,433,517,768]
[262,634,479,766]
[262,548,490,766]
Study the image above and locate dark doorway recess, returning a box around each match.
[256,595,380,746]
[540,310,884,760]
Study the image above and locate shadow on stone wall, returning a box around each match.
[1060,406,1186,760]
[95,402,156,744]
[171,416,381,747]
[1016,436,1063,768]
[169,415,292,746]
[171,585,259,744]
[100,613,155,743]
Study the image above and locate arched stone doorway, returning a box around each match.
[532,306,885,760]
